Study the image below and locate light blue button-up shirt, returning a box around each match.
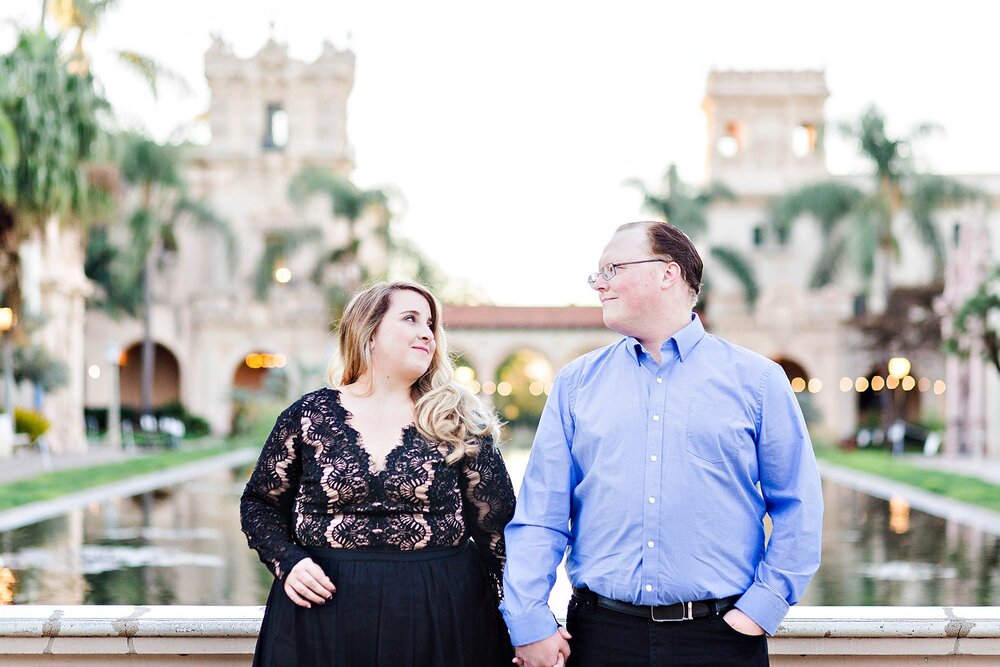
[501,314,823,644]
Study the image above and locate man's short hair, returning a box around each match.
[616,220,703,298]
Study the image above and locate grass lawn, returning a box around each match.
[814,445,1000,514]
[0,438,257,512]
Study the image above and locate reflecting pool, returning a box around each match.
[0,456,997,606]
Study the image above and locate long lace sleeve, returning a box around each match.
[240,400,310,580]
[460,435,516,600]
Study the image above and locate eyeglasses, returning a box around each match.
[587,259,669,288]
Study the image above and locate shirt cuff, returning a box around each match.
[734,583,790,636]
[502,607,560,647]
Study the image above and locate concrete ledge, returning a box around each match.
[817,460,1000,537]
[0,449,259,532]
[0,606,997,665]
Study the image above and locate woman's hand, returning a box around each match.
[283,558,337,608]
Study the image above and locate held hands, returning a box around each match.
[283,558,337,608]
[512,626,572,667]
[722,608,765,636]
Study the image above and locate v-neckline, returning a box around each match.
[333,388,416,475]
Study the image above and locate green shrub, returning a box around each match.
[14,408,50,443]
[916,411,946,433]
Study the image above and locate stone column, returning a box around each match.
[939,205,992,459]
[33,219,92,454]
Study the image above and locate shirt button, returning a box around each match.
[650,455,657,462]
[656,377,663,384]
[647,541,655,548]
[652,415,660,421]
[648,496,656,504]
[645,584,653,592]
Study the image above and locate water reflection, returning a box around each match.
[800,479,1000,606]
[0,466,268,605]
[0,461,996,606]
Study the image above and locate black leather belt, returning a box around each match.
[572,587,741,622]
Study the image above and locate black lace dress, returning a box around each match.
[241,387,516,667]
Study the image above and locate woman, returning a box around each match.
[241,281,516,666]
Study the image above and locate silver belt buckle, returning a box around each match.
[650,601,693,622]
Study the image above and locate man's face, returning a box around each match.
[593,227,665,336]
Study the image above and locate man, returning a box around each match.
[501,221,823,666]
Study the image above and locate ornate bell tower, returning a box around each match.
[703,70,829,195]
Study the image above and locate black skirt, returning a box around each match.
[253,541,514,666]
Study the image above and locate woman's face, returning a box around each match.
[368,289,437,384]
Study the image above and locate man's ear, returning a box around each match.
[660,261,681,291]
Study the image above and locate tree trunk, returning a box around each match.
[140,250,156,416]
[0,207,21,311]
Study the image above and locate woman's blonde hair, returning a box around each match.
[328,281,499,463]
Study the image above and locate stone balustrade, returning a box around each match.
[0,605,997,665]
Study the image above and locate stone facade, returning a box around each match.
[14,220,93,454]
[701,70,999,451]
[85,36,362,434]
[80,51,999,453]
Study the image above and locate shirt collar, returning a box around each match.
[624,312,706,364]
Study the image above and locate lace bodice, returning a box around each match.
[240,387,515,596]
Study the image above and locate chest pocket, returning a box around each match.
[685,398,752,464]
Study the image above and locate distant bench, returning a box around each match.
[122,415,186,450]
[9,432,53,470]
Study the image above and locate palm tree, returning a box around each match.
[0,28,107,316]
[261,166,391,314]
[84,222,143,317]
[46,0,189,99]
[251,227,322,301]
[255,168,459,309]
[768,106,982,313]
[629,164,759,308]
[118,134,234,416]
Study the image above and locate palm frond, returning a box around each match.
[639,194,672,222]
[252,242,284,301]
[0,110,18,169]
[694,181,736,207]
[311,239,362,285]
[909,175,984,277]
[628,164,727,240]
[120,133,180,188]
[127,207,155,260]
[622,177,648,197]
[289,167,367,221]
[709,245,759,307]
[171,196,237,267]
[115,50,192,99]
[808,234,847,288]
[83,224,142,318]
[767,181,865,242]
[848,198,881,284]
[668,199,708,239]
[250,227,323,301]
[388,236,444,288]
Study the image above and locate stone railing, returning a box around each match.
[0,605,997,665]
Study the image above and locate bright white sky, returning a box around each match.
[4,1,999,305]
